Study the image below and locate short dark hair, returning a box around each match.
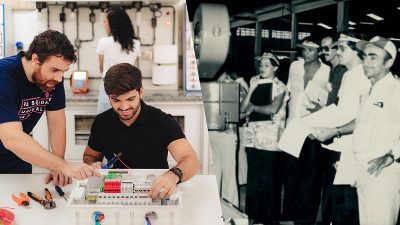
[25,30,77,64]
[340,31,368,60]
[104,63,142,96]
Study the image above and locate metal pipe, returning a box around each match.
[76,7,79,69]
[62,6,65,34]
[47,6,50,30]
[162,5,175,44]
[141,27,155,46]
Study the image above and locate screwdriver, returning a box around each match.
[55,186,67,201]
[102,152,123,169]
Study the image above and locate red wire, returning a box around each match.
[0,208,15,225]
[118,158,131,169]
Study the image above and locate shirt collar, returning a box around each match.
[371,72,395,94]
[112,99,149,125]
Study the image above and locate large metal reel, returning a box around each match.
[192,3,231,79]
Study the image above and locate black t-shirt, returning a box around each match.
[88,100,186,169]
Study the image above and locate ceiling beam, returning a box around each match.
[230,0,340,28]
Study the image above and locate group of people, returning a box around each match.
[0,7,200,201]
[231,32,400,225]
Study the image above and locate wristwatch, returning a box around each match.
[335,127,342,138]
[169,167,183,184]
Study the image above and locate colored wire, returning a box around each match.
[0,208,15,225]
[118,158,131,169]
[75,90,99,109]
[153,10,162,18]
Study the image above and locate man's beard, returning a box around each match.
[115,98,141,121]
[32,67,59,92]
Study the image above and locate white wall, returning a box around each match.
[11,0,186,90]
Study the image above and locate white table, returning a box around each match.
[0,174,223,225]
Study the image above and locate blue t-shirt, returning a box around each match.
[0,52,66,154]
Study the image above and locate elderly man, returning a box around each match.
[352,37,400,225]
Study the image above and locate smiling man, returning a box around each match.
[350,36,400,225]
[83,63,200,199]
[0,30,102,185]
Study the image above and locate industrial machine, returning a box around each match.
[191,4,239,131]
[68,169,182,225]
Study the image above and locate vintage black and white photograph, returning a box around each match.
[187,0,400,224]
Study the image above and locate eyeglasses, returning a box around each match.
[321,45,338,52]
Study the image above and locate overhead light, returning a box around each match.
[360,22,374,25]
[70,12,76,21]
[349,21,356,25]
[398,7,400,10]
[299,22,313,25]
[366,13,384,21]
[317,23,332,29]
[66,2,77,21]
[36,2,46,21]
[349,27,355,30]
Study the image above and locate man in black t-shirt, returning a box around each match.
[83,63,200,199]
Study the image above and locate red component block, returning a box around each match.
[104,179,122,193]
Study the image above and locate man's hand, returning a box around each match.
[313,127,336,142]
[89,161,113,170]
[45,171,72,187]
[147,171,179,199]
[306,101,325,113]
[61,162,102,180]
[367,150,395,177]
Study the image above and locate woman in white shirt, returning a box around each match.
[97,8,141,113]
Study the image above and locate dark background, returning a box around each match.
[187,0,400,83]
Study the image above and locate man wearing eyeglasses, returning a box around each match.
[314,32,370,224]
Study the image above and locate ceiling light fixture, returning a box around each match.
[366,13,384,21]
[317,23,332,29]
[360,22,374,25]
[349,21,356,25]
[349,27,355,30]
[299,22,313,25]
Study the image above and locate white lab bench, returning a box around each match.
[31,90,212,174]
[0,174,223,225]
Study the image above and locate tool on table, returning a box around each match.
[102,152,123,169]
[12,193,30,206]
[27,188,56,210]
[55,186,67,202]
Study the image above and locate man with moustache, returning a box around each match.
[282,35,330,224]
[308,34,349,225]
[83,63,200,199]
[0,30,102,184]
[314,32,370,224]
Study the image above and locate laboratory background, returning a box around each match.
[0,0,212,174]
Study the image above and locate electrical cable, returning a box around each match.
[0,208,15,225]
[118,158,131,169]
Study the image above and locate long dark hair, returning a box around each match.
[106,8,138,54]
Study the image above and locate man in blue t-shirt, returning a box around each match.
[0,30,101,186]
